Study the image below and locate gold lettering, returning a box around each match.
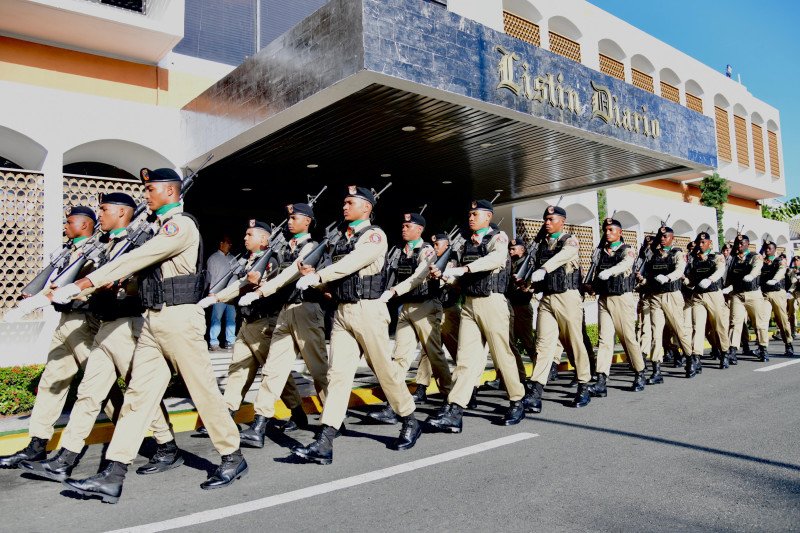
[567,89,580,115]
[651,119,661,138]
[533,76,547,102]
[622,109,633,131]
[590,81,613,124]
[496,45,521,95]
[520,63,533,100]
[546,73,557,107]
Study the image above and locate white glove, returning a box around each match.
[529,269,546,283]
[655,274,669,284]
[4,293,50,322]
[722,285,733,295]
[51,283,81,305]
[743,274,755,282]
[766,279,778,286]
[698,278,712,289]
[378,290,394,303]
[442,267,466,279]
[197,296,217,309]
[238,292,260,306]
[597,270,612,281]
[296,273,321,291]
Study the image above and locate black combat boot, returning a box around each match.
[411,384,428,404]
[663,348,675,365]
[523,379,535,395]
[392,414,422,450]
[694,354,702,374]
[719,349,730,369]
[632,371,646,392]
[742,341,754,356]
[757,345,769,362]
[425,403,463,433]
[293,425,336,465]
[522,382,543,413]
[466,387,479,409]
[501,400,525,425]
[0,437,47,468]
[548,362,559,382]
[785,343,795,357]
[19,447,79,482]
[674,352,686,369]
[240,415,270,448]
[588,373,608,397]
[136,440,184,475]
[368,404,399,425]
[646,362,663,385]
[481,378,501,390]
[62,460,127,504]
[685,355,698,378]
[709,346,721,361]
[196,409,236,437]
[573,383,591,408]
[201,449,249,490]
[567,372,579,388]
[277,406,309,432]
[728,347,738,365]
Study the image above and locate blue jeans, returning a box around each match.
[209,303,236,347]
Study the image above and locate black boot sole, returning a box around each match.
[646,378,663,385]
[425,421,462,433]
[573,400,590,408]
[500,415,524,426]
[588,390,607,398]
[200,464,249,490]
[631,385,645,392]
[18,464,71,482]
[367,413,399,425]
[135,454,185,475]
[392,426,422,451]
[60,481,120,504]
[292,450,332,465]
[239,436,266,449]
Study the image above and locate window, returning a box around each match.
[751,123,765,173]
[714,107,732,162]
[733,115,749,167]
[685,93,703,114]
[599,54,624,80]
[660,81,679,103]
[503,11,540,46]
[768,130,780,177]
[631,69,654,93]
[548,31,581,62]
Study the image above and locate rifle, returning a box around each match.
[433,225,466,272]
[21,242,75,296]
[583,210,617,286]
[634,215,670,277]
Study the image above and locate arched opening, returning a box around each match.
[548,16,581,40]
[547,16,582,62]
[614,210,639,231]
[63,139,176,178]
[714,94,730,109]
[685,79,704,97]
[659,67,680,85]
[598,38,626,80]
[563,202,594,226]
[502,0,542,23]
[724,228,739,243]
[659,68,681,103]
[672,219,693,237]
[733,103,748,117]
[714,95,732,162]
[0,126,48,171]
[630,54,655,93]
[598,38,625,61]
[767,119,779,132]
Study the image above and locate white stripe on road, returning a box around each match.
[754,359,800,372]
[108,432,538,533]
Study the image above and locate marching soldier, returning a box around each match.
[725,234,770,361]
[759,242,794,356]
[639,226,694,382]
[526,205,593,410]
[291,185,422,464]
[0,206,121,469]
[587,218,646,396]
[508,238,537,390]
[20,193,178,481]
[787,256,800,338]
[370,212,452,423]
[51,168,246,503]
[197,219,306,435]
[426,199,527,432]
[684,231,731,369]
[236,202,330,448]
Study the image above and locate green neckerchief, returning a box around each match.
[252,250,265,257]
[474,227,490,236]
[608,240,622,250]
[702,249,711,256]
[293,232,309,239]
[348,219,369,233]
[109,227,126,236]
[72,236,89,245]
[662,245,672,251]
[155,202,182,216]
[549,231,562,239]
[407,238,423,249]
[767,255,776,261]
[742,249,751,256]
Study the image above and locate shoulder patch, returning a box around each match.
[161,221,179,237]
[626,248,635,259]
[566,236,579,248]
[368,233,382,244]
[495,234,508,245]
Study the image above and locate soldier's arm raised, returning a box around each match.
[708,254,727,282]
[599,246,635,277]
[540,236,579,273]
[749,254,764,277]
[665,250,686,281]
[463,233,508,273]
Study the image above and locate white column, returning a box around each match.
[41,149,64,256]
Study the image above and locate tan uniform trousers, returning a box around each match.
[28,313,119,440]
[253,302,329,418]
[689,291,731,355]
[788,291,798,335]
[647,291,692,362]
[320,300,415,428]
[729,291,768,349]
[596,293,645,375]
[392,299,452,393]
[105,305,239,463]
[448,293,524,407]
[531,290,591,385]
[638,295,651,361]
[762,291,792,342]
[60,316,173,454]
[509,302,534,382]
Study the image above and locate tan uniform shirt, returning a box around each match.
[463,230,509,274]
[763,257,787,283]
[599,243,635,277]
[541,233,580,273]
[392,240,436,297]
[316,221,387,285]
[257,235,315,298]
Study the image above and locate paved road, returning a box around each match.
[2,339,799,532]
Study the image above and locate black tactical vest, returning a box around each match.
[460,229,510,297]
[395,243,439,302]
[760,258,785,292]
[534,233,581,295]
[276,239,323,305]
[592,244,635,296]
[88,235,144,321]
[686,252,721,293]
[328,225,386,303]
[507,256,534,305]
[643,248,683,294]
[238,253,283,320]
[139,212,206,310]
[726,253,760,293]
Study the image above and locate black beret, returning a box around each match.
[543,205,567,218]
[510,237,526,247]
[432,233,449,242]
[470,199,493,213]
[738,234,750,241]
[659,226,674,234]
[345,185,375,205]
[247,219,271,233]
[402,212,426,226]
[602,218,622,229]
[287,202,314,219]
[67,205,97,224]
[99,192,136,209]
[763,240,776,247]
[140,167,181,183]
[695,231,711,242]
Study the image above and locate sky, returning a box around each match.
[588,0,799,200]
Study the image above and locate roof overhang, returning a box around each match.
[182,0,716,207]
